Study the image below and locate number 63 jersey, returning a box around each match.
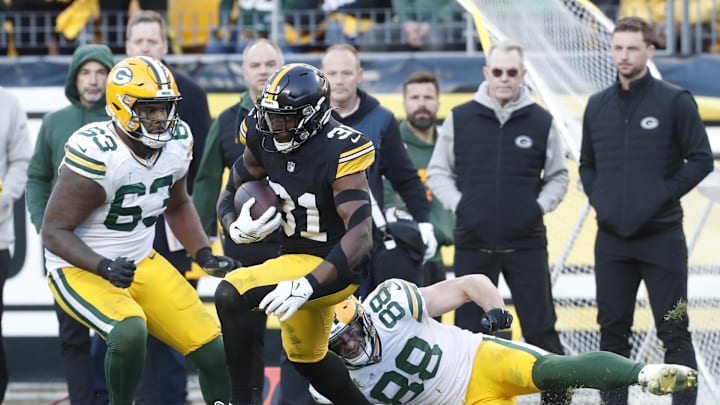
[44,120,193,271]
[353,279,484,404]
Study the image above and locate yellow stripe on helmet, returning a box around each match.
[265,64,302,101]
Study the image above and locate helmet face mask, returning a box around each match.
[106,56,182,149]
[328,296,382,368]
[256,63,332,153]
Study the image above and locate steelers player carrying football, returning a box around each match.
[214,63,376,405]
[41,56,234,404]
[317,275,698,405]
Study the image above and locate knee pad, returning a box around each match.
[215,280,249,312]
[106,317,147,357]
[187,336,226,370]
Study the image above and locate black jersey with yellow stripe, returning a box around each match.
[240,114,375,257]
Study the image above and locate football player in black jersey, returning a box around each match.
[215,63,376,405]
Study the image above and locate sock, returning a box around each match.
[105,317,147,405]
[186,336,231,403]
[532,352,644,391]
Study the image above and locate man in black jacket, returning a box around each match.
[427,40,570,405]
[580,16,713,405]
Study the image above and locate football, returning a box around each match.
[234,180,282,220]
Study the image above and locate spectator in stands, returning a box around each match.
[579,16,712,405]
[321,0,392,48]
[619,0,718,52]
[383,71,454,291]
[124,10,212,404]
[0,87,31,402]
[426,39,570,404]
[193,38,285,404]
[100,0,168,54]
[26,44,115,405]
[205,0,273,54]
[6,0,67,55]
[358,0,465,51]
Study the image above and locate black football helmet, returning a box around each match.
[256,63,332,153]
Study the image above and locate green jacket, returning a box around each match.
[26,44,114,232]
[192,92,255,235]
[383,120,455,260]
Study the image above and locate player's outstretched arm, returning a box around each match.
[421,275,513,333]
[41,166,108,272]
[420,274,505,318]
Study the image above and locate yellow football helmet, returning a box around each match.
[106,56,182,149]
[328,296,381,369]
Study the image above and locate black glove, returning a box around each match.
[194,247,240,278]
[97,257,136,288]
[480,308,513,334]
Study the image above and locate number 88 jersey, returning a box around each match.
[354,279,484,405]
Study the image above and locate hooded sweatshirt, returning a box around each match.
[26,44,115,232]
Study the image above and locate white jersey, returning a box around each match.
[44,120,193,271]
[351,279,484,404]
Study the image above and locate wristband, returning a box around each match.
[194,247,213,264]
[325,244,349,276]
[304,273,320,291]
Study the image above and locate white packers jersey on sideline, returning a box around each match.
[352,278,484,404]
[44,120,193,271]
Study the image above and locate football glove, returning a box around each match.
[418,222,438,262]
[97,257,136,288]
[259,276,314,322]
[480,308,513,334]
[194,247,239,278]
[228,197,282,244]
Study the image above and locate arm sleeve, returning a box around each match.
[666,91,713,199]
[192,118,224,235]
[380,118,430,223]
[537,120,570,214]
[427,112,462,212]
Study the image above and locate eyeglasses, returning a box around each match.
[490,68,520,78]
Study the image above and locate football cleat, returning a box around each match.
[638,364,698,395]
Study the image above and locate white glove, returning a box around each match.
[228,197,282,244]
[309,384,333,404]
[259,276,314,322]
[418,222,438,262]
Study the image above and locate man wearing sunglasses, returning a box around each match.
[427,39,570,404]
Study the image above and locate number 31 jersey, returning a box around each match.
[240,115,375,258]
[44,120,193,271]
[353,279,484,404]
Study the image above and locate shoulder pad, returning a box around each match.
[325,125,375,179]
[171,120,194,149]
[376,278,425,322]
[63,123,115,178]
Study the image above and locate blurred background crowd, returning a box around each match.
[0,0,718,58]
